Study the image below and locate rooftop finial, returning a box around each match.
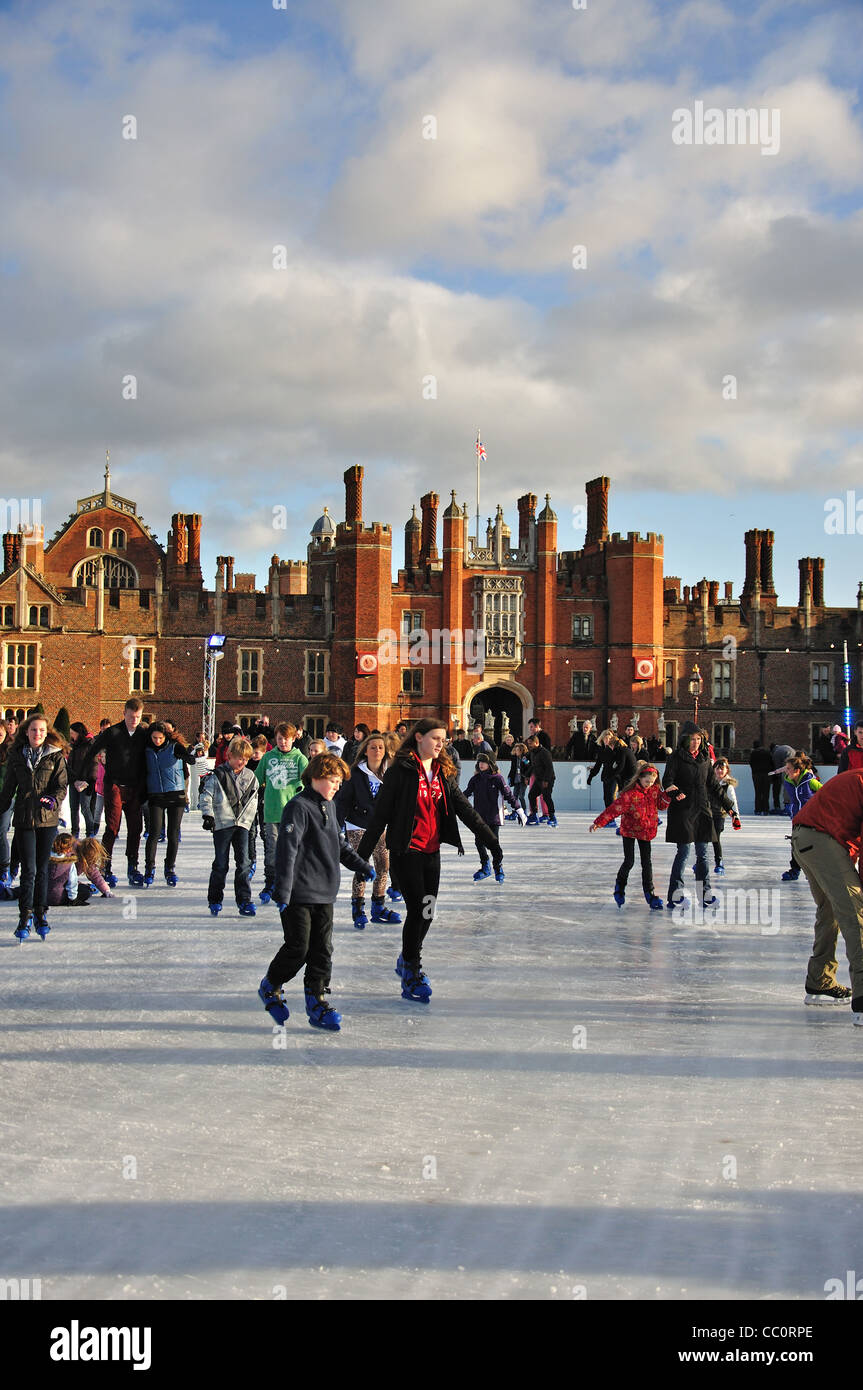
[105,449,111,497]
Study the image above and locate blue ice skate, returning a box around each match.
[547,816,558,827]
[208,902,222,916]
[104,871,118,889]
[259,885,273,905]
[259,976,289,1026]
[165,869,178,887]
[371,898,401,923]
[494,864,505,884]
[14,913,33,942]
[473,862,492,881]
[525,813,539,825]
[714,863,725,875]
[613,886,625,907]
[351,900,368,930]
[305,989,341,1031]
[142,869,155,887]
[644,891,664,910]
[34,913,50,940]
[782,867,800,881]
[385,886,403,903]
[0,869,13,900]
[401,962,432,1003]
[238,901,256,917]
[128,867,145,888]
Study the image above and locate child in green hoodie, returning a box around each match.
[255,722,308,904]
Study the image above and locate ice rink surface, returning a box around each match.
[1,811,860,1302]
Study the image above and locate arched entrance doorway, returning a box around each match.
[462,679,533,746]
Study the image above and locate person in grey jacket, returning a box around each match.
[199,737,259,916]
[258,752,374,1031]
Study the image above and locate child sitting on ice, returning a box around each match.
[589,762,674,910]
[46,833,115,905]
[464,753,527,883]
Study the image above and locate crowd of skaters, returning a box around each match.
[2,703,863,1031]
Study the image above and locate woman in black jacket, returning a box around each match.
[0,713,68,939]
[356,718,502,1002]
[588,731,636,825]
[662,728,736,907]
[67,722,97,838]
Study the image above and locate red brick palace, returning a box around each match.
[1,463,860,752]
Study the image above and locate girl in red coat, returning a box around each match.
[590,762,676,910]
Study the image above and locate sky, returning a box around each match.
[1,0,862,606]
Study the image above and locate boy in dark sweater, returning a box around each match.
[258,753,375,1031]
[525,735,557,827]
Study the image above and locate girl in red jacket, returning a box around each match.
[590,762,676,910]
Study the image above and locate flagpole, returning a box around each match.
[475,429,481,547]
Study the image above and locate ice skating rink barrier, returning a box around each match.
[539,763,838,816]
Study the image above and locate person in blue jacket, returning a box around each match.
[143,722,196,886]
[464,753,526,883]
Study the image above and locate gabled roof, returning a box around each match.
[44,472,164,557]
[0,563,66,604]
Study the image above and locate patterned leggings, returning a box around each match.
[346,829,390,899]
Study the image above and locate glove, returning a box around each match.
[732,817,741,830]
[39,796,57,809]
[202,815,215,831]
[361,864,376,882]
[516,808,527,826]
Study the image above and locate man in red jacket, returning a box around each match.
[791,769,863,1022]
[838,725,863,774]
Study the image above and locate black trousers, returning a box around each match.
[389,849,441,965]
[475,823,500,865]
[17,825,56,920]
[529,780,556,817]
[267,902,334,995]
[144,802,184,873]
[601,778,617,808]
[751,774,769,813]
[616,837,654,894]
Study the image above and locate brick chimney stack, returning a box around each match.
[708,580,719,606]
[813,557,824,606]
[3,533,21,571]
[724,581,733,601]
[760,529,776,595]
[517,493,537,550]
[419,491,439,563]
[585,477,610,546]
[344,465,363,527]
[742,530,762,598]
[798,558,813,608]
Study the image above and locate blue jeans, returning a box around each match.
[208,826,252,906]
[69,785,98,838]
[668,841,711,899]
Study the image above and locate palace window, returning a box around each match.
[571,671,594,698]
[110,529,126,550]
[712,723,734,751]
[4,642,37,690]
[0,605,14,627]
[811,662,831,703]
[663,659,677,701]
[305,651,328,697]
[87,528,103,548]
[238,648,262,696]
[401,668,423,694]
[28,605,50,628]
[303,717,326,739]
[73,557,136,589]
[131,647,154,695]
[712,660,734,702]
[402,611,423,634]
[572,615,593,642]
